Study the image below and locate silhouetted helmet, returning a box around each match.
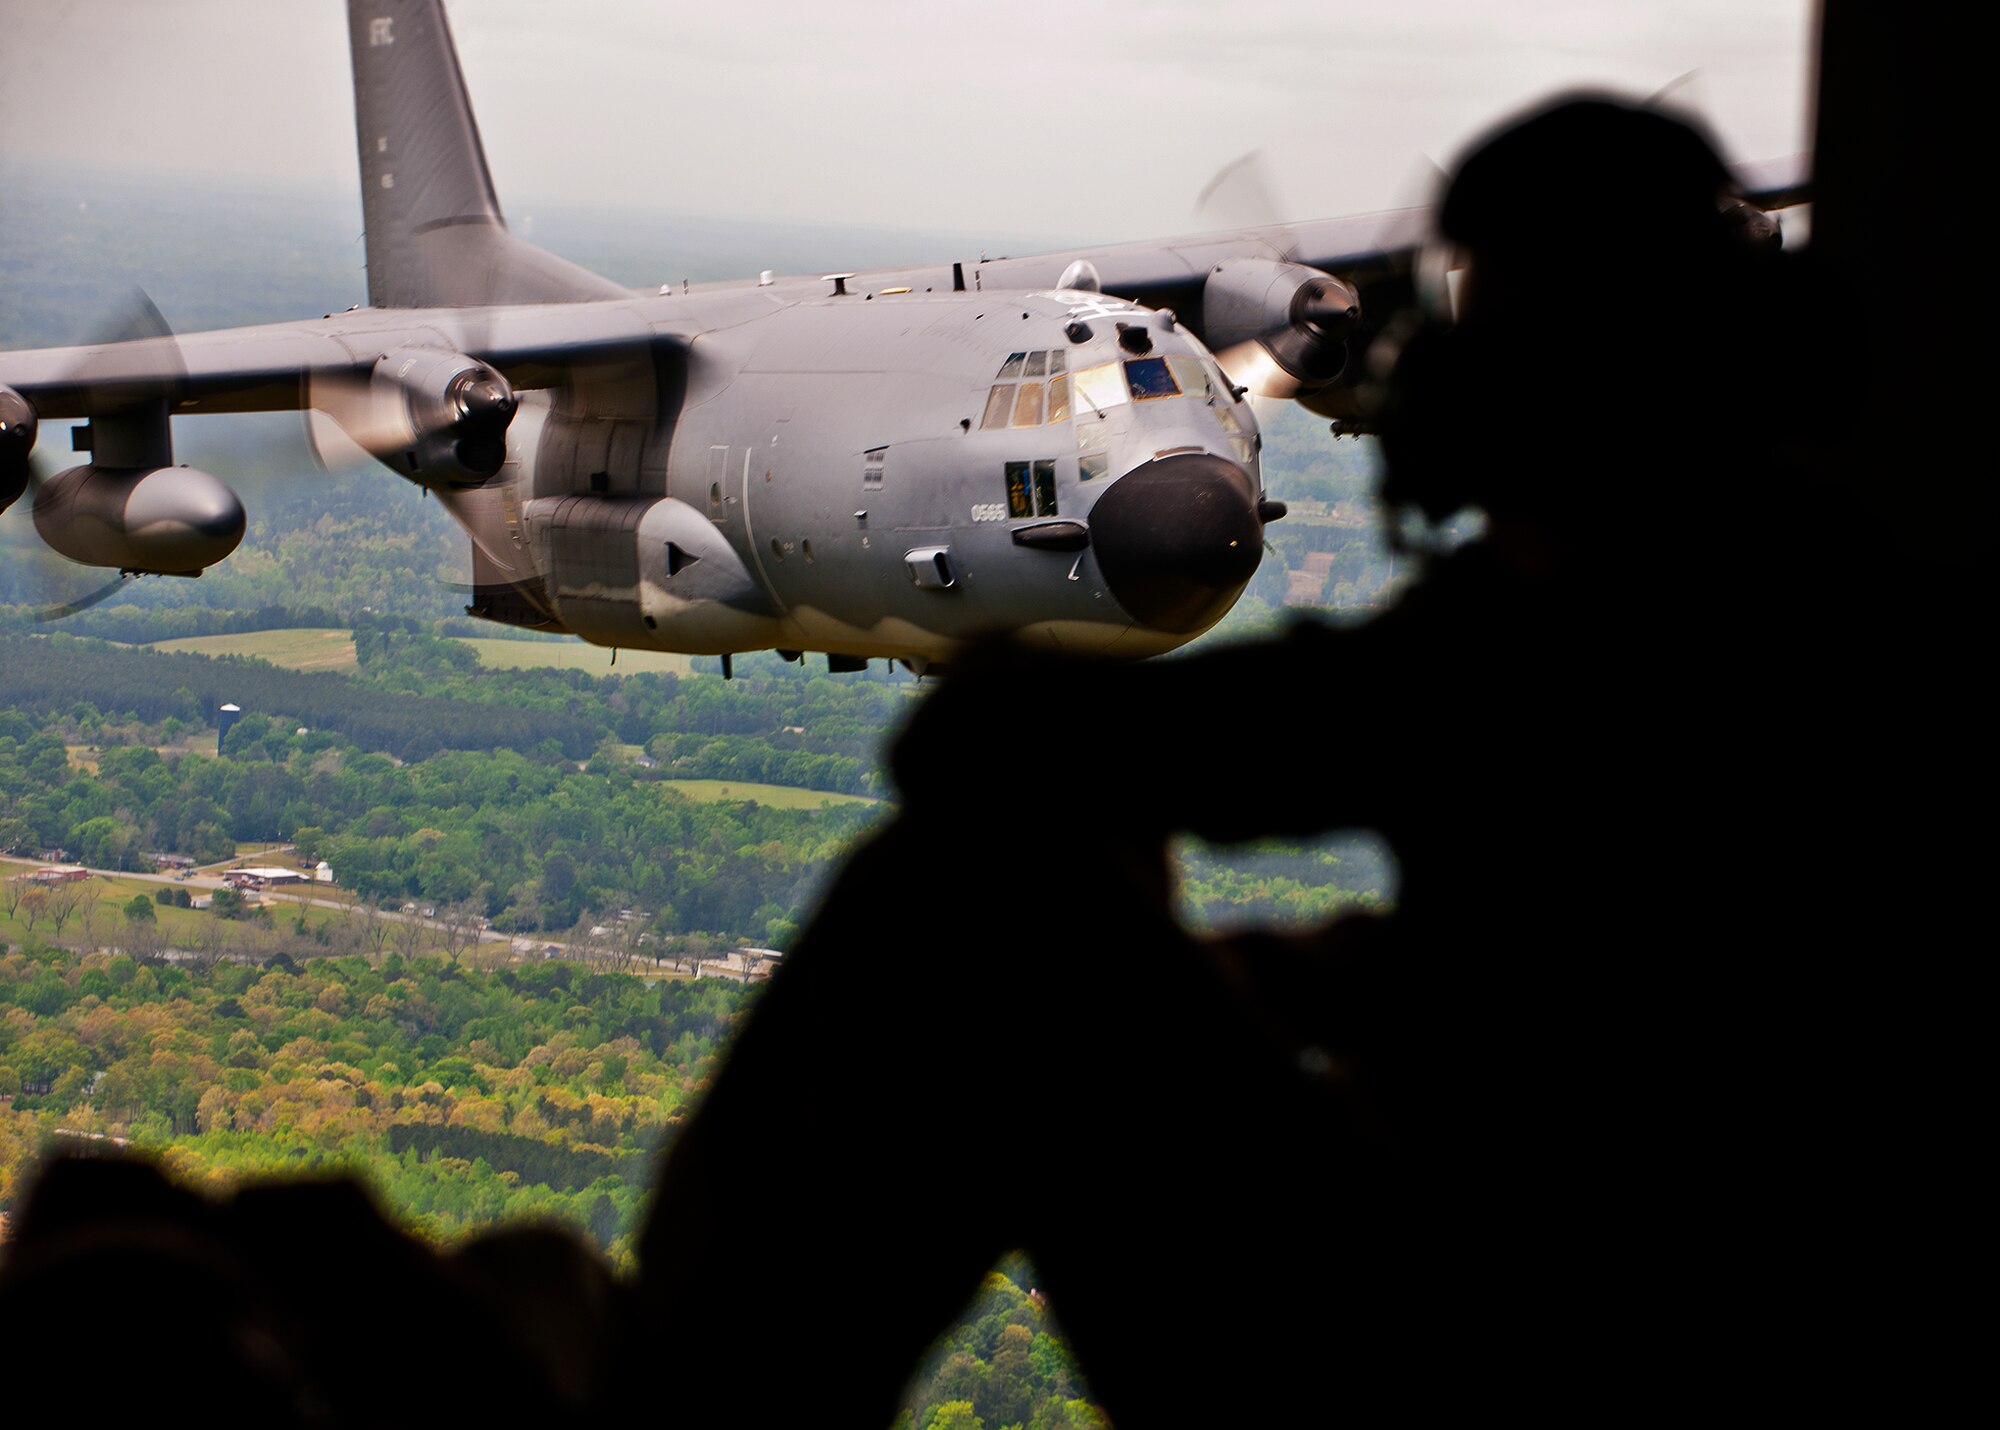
[1379,94,1762,529]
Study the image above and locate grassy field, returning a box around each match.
[460,638,694,676]
[0,862,345,950]
[152,628,359,672]
[142,628,696,678]
[662,779,879,809]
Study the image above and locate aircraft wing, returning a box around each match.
[973,152,1808,297]
[4,148,1806,425]
[957,206,1435,308]
[921,152,1808,414]
[0,298,673,421]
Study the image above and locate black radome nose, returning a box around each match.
[1089,453,1263,634]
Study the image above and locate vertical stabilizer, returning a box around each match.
[347,0,628,307]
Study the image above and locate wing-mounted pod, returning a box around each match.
[1,385,34,513]
[17,325,245,575]
[310,347,518,488]
[33,464,245,575]
[1202,258,1362,400]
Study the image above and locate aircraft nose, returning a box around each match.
[1089,452,1263,634]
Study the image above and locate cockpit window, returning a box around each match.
[1011,381,1045,428]
[984,351,1077,427]
[1004,459,1059,518]
[1005,462,1032,518]
[1071,363,1130,415]
[1076,413,1109,483]
[1167,355,1220,400]
[1124,357,1180,401]
[1162,356,1254,463]
[1046,375,1071,425]
[1034,460,1057,516]
[994,350,1068,380]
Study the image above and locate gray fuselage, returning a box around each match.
[449,284,1265,663]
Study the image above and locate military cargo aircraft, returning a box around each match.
[0,0,1804,673]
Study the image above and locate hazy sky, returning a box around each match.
[3,0,1814,246]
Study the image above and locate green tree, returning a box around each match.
[980,1323,1035,1428]
[930,1352,986,1409]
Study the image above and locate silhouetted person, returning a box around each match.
[633,94,1829,1425]
[0,1156,624,1425]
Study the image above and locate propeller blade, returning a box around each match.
[12,289,246,592]
[305,367,413,471]
[1195,150,1286,231]
[33,572,135,622]
[67,288,188,417]
[1648,69,1707,112]
[84,288,175,349]
[306,310,516,486]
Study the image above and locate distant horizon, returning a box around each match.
[0,157,1089,357]
[0,155,1076,279]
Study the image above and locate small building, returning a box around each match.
[225,866,308,890]
[693,948,785,983]
[28,866,91,884]
[314,861,335,883]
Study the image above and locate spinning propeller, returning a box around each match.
[1,290,246,620]
[304,295,518,488]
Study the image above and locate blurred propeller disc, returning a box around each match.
[7,290,246,616]
[1195,150,1287,231]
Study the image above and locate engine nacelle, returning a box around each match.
[1203,258,1361,400]
[32,464,245,574]
[311,348,518,489]
[375,348,518,487]
[0,385,35,514]
[522,494,774,653]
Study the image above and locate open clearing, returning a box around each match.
[152,628,359,672]
[144,629,695,678]
[662,779,879,809]
[0,858,343,946]
[458,639,695,676]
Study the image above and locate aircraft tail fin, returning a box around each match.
[347,0,627,307]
